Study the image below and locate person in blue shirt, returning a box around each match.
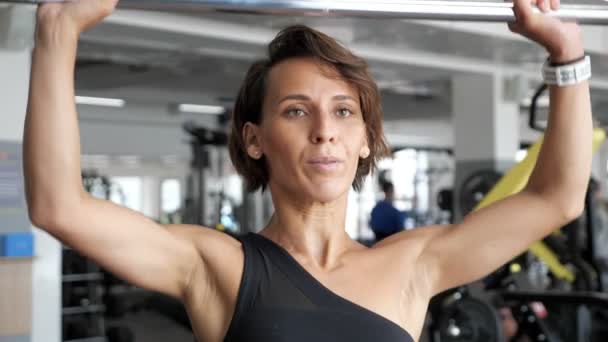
[370,182,407,241]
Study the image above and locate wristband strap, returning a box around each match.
[542,55,591,87]
[549,55,586,67]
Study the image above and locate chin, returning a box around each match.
[304,181,350,204]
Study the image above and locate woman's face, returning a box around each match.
[244,57,370,204]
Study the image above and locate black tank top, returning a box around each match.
[224,233,414,342]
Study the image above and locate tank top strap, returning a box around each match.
[223,233,263,341]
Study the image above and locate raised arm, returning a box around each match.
[417,0,593,295]
[23,0,219,300]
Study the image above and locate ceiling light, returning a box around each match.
[178,104,225,115]
[81,154,110,168]
[118,155,140,166]
[76,96,125,107]
[161,155,181,165]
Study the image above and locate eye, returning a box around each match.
[285,107,307,118]
[336,107,353,118]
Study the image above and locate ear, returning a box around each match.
[243,122,264,160]
[359,133,370,159]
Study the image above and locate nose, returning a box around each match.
[309,110,337,144]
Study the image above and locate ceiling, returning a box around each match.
[74,4,608,124]
[3,0,608,168]
[3,0,607,159]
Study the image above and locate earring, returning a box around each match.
[249,149,262,159]
[360,147,370,159]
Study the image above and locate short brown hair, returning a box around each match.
[229,25,390,192]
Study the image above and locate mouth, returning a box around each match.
[308,156,342,164]
[307,156,343,172]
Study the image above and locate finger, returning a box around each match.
[537,0,550,13]
[36,2,61,21]
[512,0,533,22]
[549,0,560,11]
[505,0,520,30]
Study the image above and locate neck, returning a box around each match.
[260,187,357,270]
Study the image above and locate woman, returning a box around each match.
[25,0,591,341]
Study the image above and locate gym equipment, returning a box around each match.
[437,188,453,213]
[106,325,135,342]
[429,80,608,340]
[458,169,502,216]
[428,285,506,342]
[183,120,267,233]
[81,170,112,200]
[430,77,608,340]
[182,121,229,227]
[435,294,504,342]
[81,170,128,205]
[415,157,453,226]
[529,84,549,133]
[501,291,608,341]
[6,0,608,25]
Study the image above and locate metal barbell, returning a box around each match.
[3,0,608,25]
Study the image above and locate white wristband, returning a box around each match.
[542,55,592,87]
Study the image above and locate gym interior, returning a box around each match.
[2,1,608,341]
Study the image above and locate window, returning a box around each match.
[161,179,182,213]
[110,177,143,212]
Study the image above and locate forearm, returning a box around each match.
[24,30,85,224]
[526,81,593,218]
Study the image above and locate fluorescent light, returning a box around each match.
[161,155,180,165]
[82,154,110,163]
[81,154,110,168]
[118,155,140,166]
[76,96,125,107]
[178,103,225,115]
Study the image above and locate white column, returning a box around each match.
[452,73,520,220]
[141,176,161,219]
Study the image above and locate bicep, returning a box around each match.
[419,191,568,295]
[46,194,203,299]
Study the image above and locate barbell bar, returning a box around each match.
[3,0,608,25]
